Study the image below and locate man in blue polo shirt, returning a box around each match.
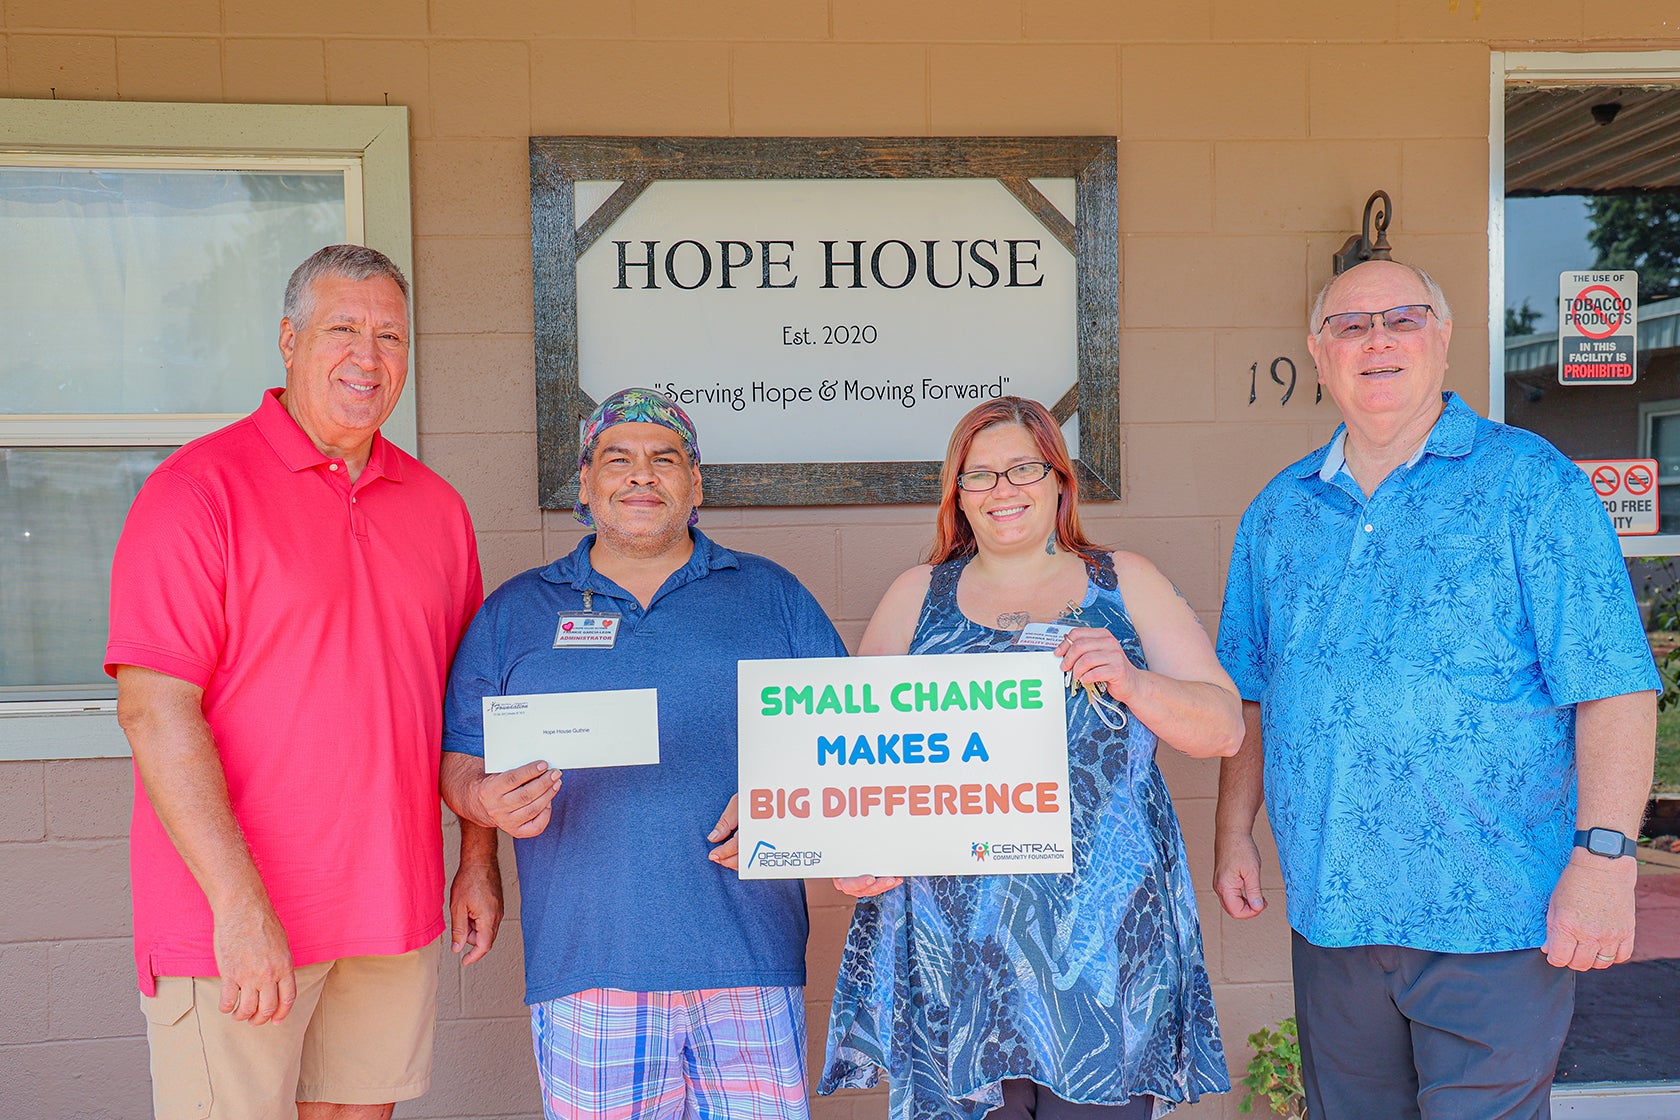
[440,388,847,1120]
[1213,260,1659,1120]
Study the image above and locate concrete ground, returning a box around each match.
[1554,861,1680,1085]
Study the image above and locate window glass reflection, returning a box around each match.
[0,167,344,415]
[0,447,171,698]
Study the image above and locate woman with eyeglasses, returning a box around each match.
[818,396,1242,1120]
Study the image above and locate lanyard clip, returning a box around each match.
[1065,670,1129,731]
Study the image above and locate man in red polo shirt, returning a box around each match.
[106,245,498,1120]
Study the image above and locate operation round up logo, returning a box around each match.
[747,840,823,870]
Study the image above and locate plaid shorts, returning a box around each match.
[530,986,809,1120]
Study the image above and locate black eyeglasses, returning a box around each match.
[1319,304,1434,341]
[955,461,1054,492]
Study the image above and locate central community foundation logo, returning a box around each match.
[973,840,1066,864]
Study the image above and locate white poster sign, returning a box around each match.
[1559,270,1638,385]
[735,652,1072,879]
[576,178,1077,465]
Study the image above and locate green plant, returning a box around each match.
[1640,558,1680,715]
[1239,1017,1306,1119]
[1623,559,1680,794]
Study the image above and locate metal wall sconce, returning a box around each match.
[1332,190,1394,275]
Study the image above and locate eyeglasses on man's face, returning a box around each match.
[955,460,1054,493]
[1319,303,1434,341]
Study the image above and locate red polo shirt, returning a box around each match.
[106,388,483,994]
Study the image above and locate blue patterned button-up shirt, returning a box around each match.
[1218,393,1660,952]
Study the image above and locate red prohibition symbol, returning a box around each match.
[1591,465,1620,497]
[1569,284,1629,341]
[1624,465,1655,495]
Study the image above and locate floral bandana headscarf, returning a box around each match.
[574,387,702,528]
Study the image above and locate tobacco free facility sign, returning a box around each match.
[1559,271,1638,385]
[735,652,1072,879]
[1574,458,1659,536]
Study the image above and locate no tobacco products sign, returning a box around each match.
[1559,271,1638,385]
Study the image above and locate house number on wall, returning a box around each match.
[1249,358,1320,406]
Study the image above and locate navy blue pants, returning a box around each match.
[987,1080,1154,1119]
[1293,932,1575,1120]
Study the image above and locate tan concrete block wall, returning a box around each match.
[325,38,435,135]
[529,41,733,134]
[224,0,429,38]
[837,0,1022,43]
[223,37,327,103]
[1027,0,1214,44]
[427,0,633,40]
[115,37,223,101]
[0,760,149,1117]
[3,1,1672,1117]
[639,0,831,42]
[928,44,1119,133]
[733,44,930,133]
[6,33,119,98]
[4,0,220,34]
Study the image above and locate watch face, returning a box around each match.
[1587,828,1625,857]
[1579,832,1632,859]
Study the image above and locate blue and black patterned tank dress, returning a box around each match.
[819,552,1228,1120]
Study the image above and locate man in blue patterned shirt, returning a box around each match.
[1213,260,1660,1120]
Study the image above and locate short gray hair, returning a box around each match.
[1309,261,1452,335]
[282,244,410,329]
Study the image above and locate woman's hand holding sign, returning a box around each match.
[834,875,905,898]
[709,794,743,869]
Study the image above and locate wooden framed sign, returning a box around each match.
[530,136,1119,508]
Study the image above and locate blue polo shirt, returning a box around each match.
[444,530,848,1004]
[1218,393,1659,953]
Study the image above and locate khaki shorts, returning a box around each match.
[141,940,439,1120]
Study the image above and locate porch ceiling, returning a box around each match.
[1506,84,1680,196]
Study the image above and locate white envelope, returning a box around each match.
[481,689,660,773]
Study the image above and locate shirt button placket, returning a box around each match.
[1346,505,1375,566]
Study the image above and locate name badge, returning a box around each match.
[1014,621,1075,650]
[553,613,621,649]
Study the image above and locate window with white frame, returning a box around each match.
[0,100,413,755]
[1,160,354,705]
[1639,398,1680,537]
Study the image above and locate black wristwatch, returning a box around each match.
[1574,827,1638,859]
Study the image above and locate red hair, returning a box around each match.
[926,396,1101,567]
